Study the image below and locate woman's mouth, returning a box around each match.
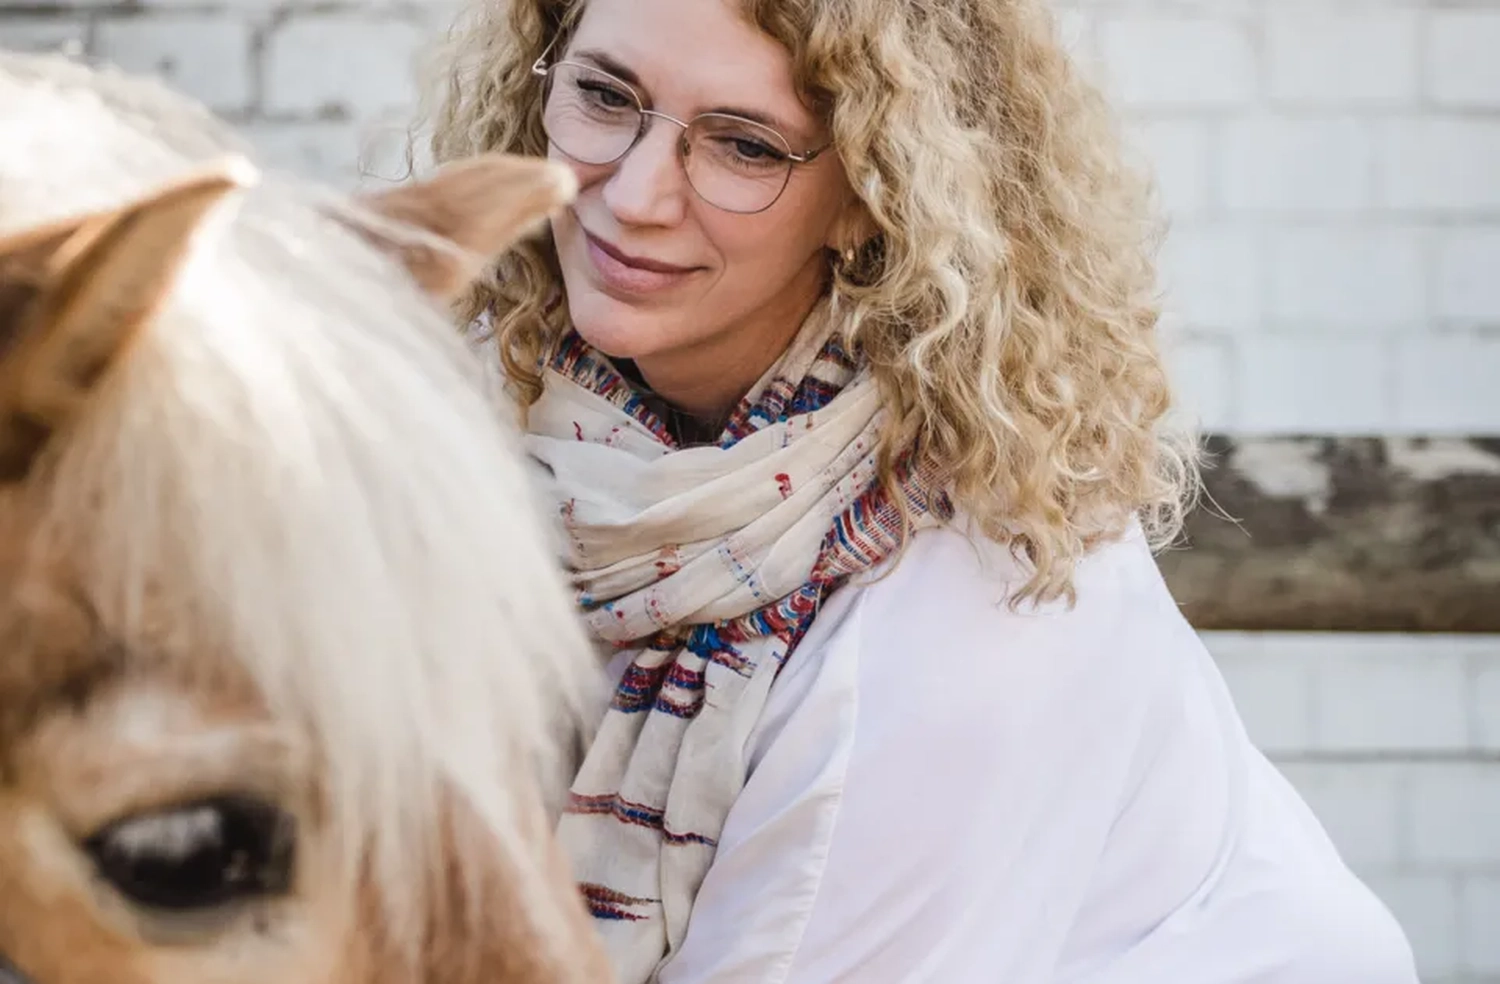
[583,231,700,295]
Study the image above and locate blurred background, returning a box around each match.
[2,0,1495,979]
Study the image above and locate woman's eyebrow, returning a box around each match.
[568,47,804,138]
[571,48,640,86]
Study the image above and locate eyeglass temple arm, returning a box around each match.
[532,35,560,76]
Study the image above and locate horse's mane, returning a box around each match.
[1,51,601,953]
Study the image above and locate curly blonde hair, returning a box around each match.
[421,0,1201,604]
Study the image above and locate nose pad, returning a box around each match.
[0,954,30,984]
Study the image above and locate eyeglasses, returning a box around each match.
[531,48,830,215]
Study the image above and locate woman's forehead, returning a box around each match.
[569,0,815,133]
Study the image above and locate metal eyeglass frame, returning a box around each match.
[530,39,832,214]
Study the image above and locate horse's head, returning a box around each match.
[0,52,609,984]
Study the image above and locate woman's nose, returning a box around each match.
[600,116,691,228]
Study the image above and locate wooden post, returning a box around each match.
[1158,436,1500,633]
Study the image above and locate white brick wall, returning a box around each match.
[3,5,1498,978]
[1210,633,1500,984]
[1222,117,1377,215]
[1464,878,1500,975]
[1428,11,1500,109]
[1266,10,1420,107]
[1380,120,1500,213]
[262,15,429,119]
[1437,228,1500,325]
[94,14,253,113]
[1082,1,1500,437]
[0,15,88,54]
[1236,335,1394,433]
[1266,227,1425,332]
[1098,14,1258,110]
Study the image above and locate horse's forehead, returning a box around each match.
[0,519,117,773]
[0,504,255,761]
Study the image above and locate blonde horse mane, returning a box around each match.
[0,51,601,962]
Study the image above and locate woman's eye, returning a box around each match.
[731,139,779,162]
[84,796,295,912]
[710,136,785,169]
[578,80,633,111]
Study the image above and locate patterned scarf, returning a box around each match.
[522,304,949,983]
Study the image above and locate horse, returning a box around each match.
[0,50,613,984]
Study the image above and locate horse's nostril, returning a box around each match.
[0,954,31,984]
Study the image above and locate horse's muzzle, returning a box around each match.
[0,954,31,984]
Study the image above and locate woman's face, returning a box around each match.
[546,0,857,402]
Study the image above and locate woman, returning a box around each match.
[423,0,1420,980]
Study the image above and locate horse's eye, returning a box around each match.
[84,797,295,911]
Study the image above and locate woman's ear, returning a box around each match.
[825,192,880,259]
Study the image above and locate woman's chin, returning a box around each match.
[567,290,671,361]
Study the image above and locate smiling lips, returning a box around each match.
[584,230,700,295]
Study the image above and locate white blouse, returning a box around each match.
[620,523,1419,984]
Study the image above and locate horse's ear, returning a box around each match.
[0,159,253,482]
[352,154,577,302]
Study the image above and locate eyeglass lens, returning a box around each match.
[541,62,795,214]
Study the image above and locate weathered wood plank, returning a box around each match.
[1159,436,1500,633]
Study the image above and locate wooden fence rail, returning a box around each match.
[1158,436,1500,633]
